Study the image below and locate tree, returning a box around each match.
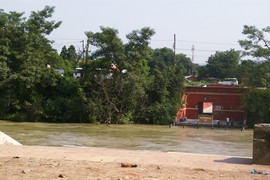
[67,45,77,62]
[235,60,256,85]
[239,25,270,61]
[239,26,270,127]
[123,27,155,78]
[150,47,196,76]
[60,45,68,60]
[235,60,270,87]
[61,45,77,62]
[147,47,186,124]
[243,88,270,127]
[197,65,209,81]
[82,27,155,124]
[1,7,187,124]
[205,49,240,79]
[176,54,197,75]
[85,27,124,63]
[83,27,187,124]
[251,61,270,87]
[0,6,73,121]
[150,48,174,72]
[124,27,156,122]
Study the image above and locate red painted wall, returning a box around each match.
[177,86,247,122]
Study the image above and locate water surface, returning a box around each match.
[0,121,253,157]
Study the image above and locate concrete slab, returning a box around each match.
[0,131,22,145]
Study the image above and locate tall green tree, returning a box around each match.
[239,25,270,61]
[67,45,77,62]
[146,63,184,124]
[147,48,187,124]
[239,26,270,127]
[0,6,76,121]
[60,45,68,60]
[83,27,155,124]
[243,88,270,127]
[150,47,196,75]
[176,54,197,75]
[205,49,240,79]
[150,48,174,71]
[236,60,270,87]
[235,60,256,85]
[85,26,124,63]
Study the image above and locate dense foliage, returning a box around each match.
[239,25,270,61]
[243,88,270,127]
[0,6,74,121]
[238,26,270,126]
[0,7,189,124]
[1,7,269,126]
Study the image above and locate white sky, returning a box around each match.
[1,0,269,65]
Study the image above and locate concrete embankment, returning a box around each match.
[0,131,22,145]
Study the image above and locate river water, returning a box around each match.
[0,121,253,157]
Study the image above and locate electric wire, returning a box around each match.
[49,37,243,63]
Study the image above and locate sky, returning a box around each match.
[1,0,270,65]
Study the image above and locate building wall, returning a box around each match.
[177,86,247,122]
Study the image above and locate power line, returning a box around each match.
[173,34,176,66]
[176,48,241,53]
[49,37,83,41]
[192,44,194,62]
[151,39,239,46]
[52,41,82,46]
[51,36,240,46]
[151,39,173,42]
[49,36,242,61]
[177,40,238,46]
[176,48,216,53]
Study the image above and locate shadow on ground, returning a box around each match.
[214,157,252,165]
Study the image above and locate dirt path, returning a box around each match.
[0,145,269,179]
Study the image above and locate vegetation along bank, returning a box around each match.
[0,6,269,126]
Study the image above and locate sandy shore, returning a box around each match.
[0,145,269,180]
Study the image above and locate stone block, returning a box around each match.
[254,123,270,139]
[253,123,270,165]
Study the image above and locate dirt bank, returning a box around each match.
[0,145,269,179]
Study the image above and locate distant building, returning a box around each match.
[176,85,248,126]
[184,75,197,82]
[218,78,238,85]
[73,67,83,78]
[54,68,65,76]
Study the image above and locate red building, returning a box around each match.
[176,85,247,125]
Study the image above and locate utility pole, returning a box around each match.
[81,40,85,60]
[173,34,176,66]
[192,44,195,62]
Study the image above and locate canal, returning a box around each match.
[0,121,253,157]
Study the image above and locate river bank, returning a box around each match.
[0,145,269,179]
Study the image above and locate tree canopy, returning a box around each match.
[0,6,76,121]
[0,6,187,124]
[197,49,240,81]
[1,6,269,126]
[239,25,270,61]
[81,26,183,124]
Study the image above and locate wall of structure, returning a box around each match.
[177,85,247,123]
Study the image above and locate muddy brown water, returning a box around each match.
[0,121,253,157]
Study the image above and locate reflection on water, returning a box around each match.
[0,121,253,157]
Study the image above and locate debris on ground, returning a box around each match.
[121,163,137,168]
[250,169,270,176]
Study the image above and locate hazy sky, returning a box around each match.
[1,0,269,64]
